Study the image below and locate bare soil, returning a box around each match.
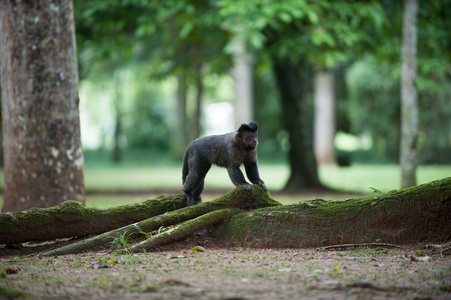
[1,240,450,300]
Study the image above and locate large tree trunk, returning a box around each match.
[314,69,336,166]
[272,58,322,191]
[400,0,419,188]
[0,0,85,212]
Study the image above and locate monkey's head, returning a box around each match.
[237,122,258,151]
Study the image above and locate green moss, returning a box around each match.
[0,285,26,298]
[220,177,451,248]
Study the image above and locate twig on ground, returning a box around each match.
[316,243,406,251]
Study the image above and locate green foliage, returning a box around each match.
[218,0,386,67]
[107,231,133,252]
[72,0,451,166]
[346,55,400,162]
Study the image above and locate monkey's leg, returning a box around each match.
[227,165,252,190]
[192,179,205,204]
[245,162,268,191]
[183,161,210,205]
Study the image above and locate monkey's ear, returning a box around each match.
[238,124,252,133]
[249,122,258,132]
[238,122,258,133]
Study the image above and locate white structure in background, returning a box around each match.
[314,70,336,165]
[204,102,235,135]
[79,82,115,149]
[231,38,254,127]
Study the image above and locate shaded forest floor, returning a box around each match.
[1,245,450,300]
[1,173,450,299]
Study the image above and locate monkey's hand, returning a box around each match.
[240,183,254,191]
[255,180,268,192]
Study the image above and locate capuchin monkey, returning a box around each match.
[182,121,268,205]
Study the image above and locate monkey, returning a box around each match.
[182,121,268,205]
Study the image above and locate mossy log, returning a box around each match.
[220,177,451,247]
[3,178,451,255]
[0,195,188,244]
[41,186,281,256]
[39,187,277,256]
[1,186,278,246]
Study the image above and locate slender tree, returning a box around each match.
[0,0,85,212]
[400,0,419,188]
[314,69,336,166]
[231,38,254,128]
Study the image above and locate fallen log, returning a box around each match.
[0,195,187,244]
[39,187,278,255]
[3,177,450,255]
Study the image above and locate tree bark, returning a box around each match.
[0,195,188,245]
[0,0,85,212]
[220,177,451,247]
[111,72,123,162]
[314,69,336,166]
[189,70,203,142]
[172,73,188,160]
[272,58,322,191]
[400,0,419,188]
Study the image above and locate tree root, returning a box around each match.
[39,187,277,256]
[128,208,241,253]
[0,195,187,244]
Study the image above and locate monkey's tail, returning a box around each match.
[182,152,189,184]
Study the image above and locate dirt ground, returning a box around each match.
[1,241,450,300]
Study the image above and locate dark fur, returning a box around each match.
[182,121,267,205]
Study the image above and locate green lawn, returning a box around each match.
[83,163,449,193]
[0,164,449,208]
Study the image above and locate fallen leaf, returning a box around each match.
[332,263,342,272]
[168,254,188,259]
[192,246,206,253]
[411,256,431,262]
[5,268,18,275]
[93,264,108,269]
[164,278,191,286]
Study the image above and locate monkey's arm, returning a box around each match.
[244,161,268,191]
[227,165,253,190]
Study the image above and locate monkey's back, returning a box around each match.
[185,132,236,168]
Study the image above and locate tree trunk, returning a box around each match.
[172,73,188,160]
[400,0,419,188]
[231,39,254,127]
[272,58,322,191]
[189,71,203,142]
[0,0,85,212]
[111,73,123,163]
[314,69,336,166]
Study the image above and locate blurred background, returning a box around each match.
[7,0,448,208]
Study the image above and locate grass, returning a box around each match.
[83,163,449,193]
[0,163,449,208]
[83,163,451,207]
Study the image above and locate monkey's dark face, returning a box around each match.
[242,131,258,150]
